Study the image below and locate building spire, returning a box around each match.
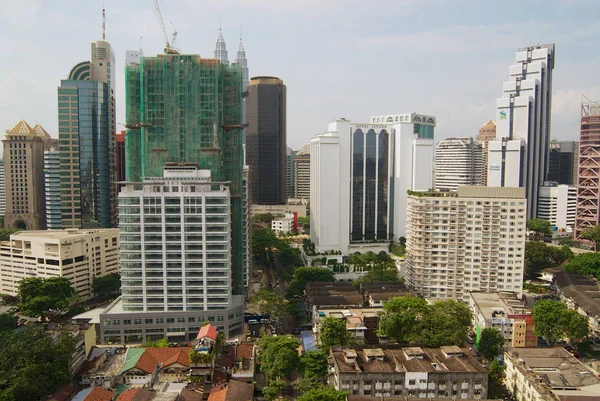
[101,8,106,40]
[213,22,229,65]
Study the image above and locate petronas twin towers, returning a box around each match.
[213,27,249,89]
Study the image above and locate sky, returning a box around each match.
[0,0,599,149]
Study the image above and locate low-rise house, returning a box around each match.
[207,380,254,401]
[314,307,383,344]
[72,387,114,401]
[196,324,219,352]
[115,388,155,401]
[330,345,488,399]
[553,270,600,335]
[360,281,411,307]
[79,347,125,388]
[468,291,536,347]
[232,342,255,383]
[504,347,600,401]
[118,347,191,387]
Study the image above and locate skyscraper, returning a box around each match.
[58,36,116,228]
[487,44,555,219]
[575,98,600,238]
[44,149,62,229]
[547,140,579,185]
[125,53,245,296]
[285,147,297,200]
[213,26,229,65]
[245,76,287,205]
[3,120,49,230]
[294,144,310,200]
[115,130,126,194]
[434,137,484,191]
[0,163,5,217]
[477,120,496,142]
[311,114,435,254]
[233,34,249,90]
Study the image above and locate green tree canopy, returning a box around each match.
[319,317,353,350]
[300,350,329,378]
[580,225,600,250]
[92,273,121,297]
[258,335,300,380]
[488,360,506,399]
[287,267,335,298]
[142,338,169,347]
[527,218,552,236]
[565,252,600,280]
[525,242,574,275]
[250,289,286,318]
[378,297,472,347]
[262,379,286,401]
[478,328,505,360]
[17,277,75,322]
[297,386,347,401]
[302,238,316,255]
[354,267,400,285]
[0,326,75,401]
[533,300,589,346]
[0,228,21,242]
[0,314,17,331]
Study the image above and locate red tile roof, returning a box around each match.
[145,347,191,368]
[115,389,139,401]
[84,387,114,401]
[207,385,227,401]
[133,350,159,374]
[197,324,218,341]
[235,343,254,359]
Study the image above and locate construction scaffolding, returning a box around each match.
[125,53,245,295]
[575,96,600,238]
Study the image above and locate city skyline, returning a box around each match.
[1,1,599,149]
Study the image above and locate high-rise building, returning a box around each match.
[575,99,600,238]
[99,167,244,343]
[246,76,286,205]
[477,120,496,142]
[285,147,297,200]
[434,137,484,191]
[548,140,579,185]
[311,114,435,254]
[44,149,62,229]
[233,35,249,90]
[0,229,119,300]
[406,186,526,300]
[294,144,310,200]
[537,184,577,232]
[487,44,555,219]
[213,27,229,65]
[124,53,245,296]
[116,130,126,184]
[0,163,5,217]
[58,37,116,229]
[3,120,49,230]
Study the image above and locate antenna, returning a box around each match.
[101,8,106,40]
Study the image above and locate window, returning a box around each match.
[145,318,153,324]
[167,318,175,324]
[409,380,416,385]
[123,319,132,325]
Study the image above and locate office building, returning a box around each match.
[434,137,484,191]
[311,114,435,254]
[99,167,244,343]
[58,36,116,229]
[406,186,526,300]
[575,99,600,238]
[44,149,62,229]
[331,345,488,399]
[476,120,496,142]
[3,120,49,230]
[0,163,5,217]
[537,184,577,232]
[285,147,297,200]
[271,212,296,235]
[505,347,600,401]
[245,76,286,205]
[468,292,536,348]
[488,44,555,219]
[213,26,229,65]
[125,52,245,296]
[294,144,310,200]
[116,130,126,184]
[233,36,249,90]
[548,140,579,185]
[0,229,119,299]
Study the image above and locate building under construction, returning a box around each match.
[125,53,246,296]
[575,98,600,239]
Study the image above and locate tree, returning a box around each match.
[488,360,506,399]
[565,252,600,280]
[378,296,430,343]
[527,218,552,236]
[0,326,75,401]
[0,314,17,331]
[298,216,310,230]
[302,238,316,255]
[262,379,286,401]
[17,277,75,322]
[533,300,589,346]
[92,273,121,297]
[319,317,353,350]
[250,289,286,318]
[297,386,347,401]
[285,298,306,323]
[478,328,505,360]
[524,242,574,275]
[0,228,21,242]
[300,350,328,378]
[580,225,600,250]
[354,268,399,285]
[287,267,335,298]
[142,338,169,347]
[1,295,18,306]
[258,335,300,380]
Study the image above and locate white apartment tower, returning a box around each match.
[537,184,577,232]
[311,114,435,254]
[406,186,526,300]
[435,137,484,191]
[488,44,555,219]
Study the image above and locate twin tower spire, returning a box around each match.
[213,25,249,88]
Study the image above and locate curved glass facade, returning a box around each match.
[352,129,364,241]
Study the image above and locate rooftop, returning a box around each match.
[555,270,600,318]
[469,291,531,320]
[6,228,118,241]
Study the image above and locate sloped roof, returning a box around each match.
[119,348,147,374]
[116,388,155,401]
[197,324,218,341]
[6,120,35,135]
[115,389,140,401]
[84,387,114,401]
[145,347,190,368]
[482,119,496,127]
[207,385,227,401]
[235,343,254,359]
[225,380,254,401]
[32,124,51,139]
[120,347,191,375]
[179,388,203,401]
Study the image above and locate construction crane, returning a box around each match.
[154,0,179,54]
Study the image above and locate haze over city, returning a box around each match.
[1,0,599,149]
